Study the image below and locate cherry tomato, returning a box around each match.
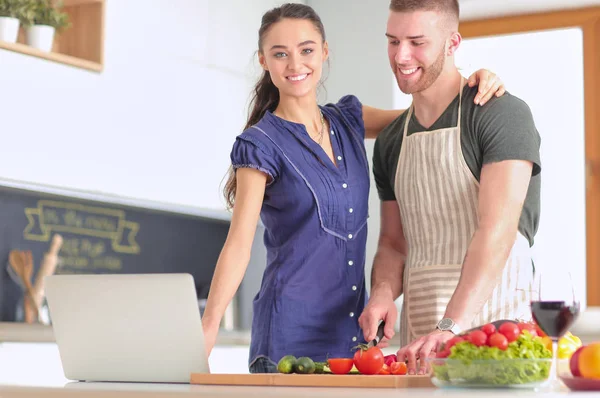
[353,345,384,375]
[390,361,408,375]
[480,323,496,336]
[498,322,520,342]
[488,332,509,350]
[468,330,488,347]
[517,322,538,337]
[327,358,354,374]
[436,349,450,358]
[378,363,391,375]
[443,336,464,352]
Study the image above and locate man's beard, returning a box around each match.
[397,45,446,94]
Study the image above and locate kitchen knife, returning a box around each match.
[367,319,385,348]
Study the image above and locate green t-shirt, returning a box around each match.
[372,85,541,246]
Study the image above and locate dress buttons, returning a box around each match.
[352,285,357,291]
[331,130,335,135]
[348,234,353,239]
[337,156,342,161]
[352,336,357,342]
[349,312,355,317]
[349,208,354,213]
[348,260,354,266]
[342,183,348,189]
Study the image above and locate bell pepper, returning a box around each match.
[540,332,582,359]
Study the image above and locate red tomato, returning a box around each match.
[384,354,397,367]
[498,322,520,343]
[480,323,496,336]
[488,332,509,350]
[378,363,391,375]
[436,349,450,358]
[468,330,488,347]
[517,322,538,337]
[444,336,464,352]
[353,345,384,375]
[390,361,408,375]
[327,358,354,374]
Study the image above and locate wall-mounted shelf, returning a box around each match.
[0,0,104,72]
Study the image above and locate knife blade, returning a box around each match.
[367,320,385,348]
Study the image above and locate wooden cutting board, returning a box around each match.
[190,373,434,388]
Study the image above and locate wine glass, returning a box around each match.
[531,270,580,391]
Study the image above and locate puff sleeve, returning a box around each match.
[325,94,366,139]
[230,134,279,185]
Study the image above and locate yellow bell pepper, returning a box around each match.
[540,332,582,359]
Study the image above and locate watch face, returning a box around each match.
[439,318,453,329]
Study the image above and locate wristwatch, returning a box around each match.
[436,318,462,335]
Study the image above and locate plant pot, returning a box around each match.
[26,24,55,52]
[0,16,20,43]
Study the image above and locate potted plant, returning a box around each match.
[21,0,70,52]
[0,0,30,43]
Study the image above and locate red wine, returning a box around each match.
[531,301,580,338]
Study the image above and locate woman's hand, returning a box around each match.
[467,69,506,106]
[202,319,219,357]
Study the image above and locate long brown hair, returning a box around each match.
[223,3,326,210]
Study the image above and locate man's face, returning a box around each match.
[386,10,451,95]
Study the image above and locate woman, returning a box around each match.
[201,3,505,373]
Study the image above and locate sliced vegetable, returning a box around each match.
[378,363,391,375]
[327,358,354,375]
[390,361,408,375]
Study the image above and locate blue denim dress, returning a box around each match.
[229,95,370,372]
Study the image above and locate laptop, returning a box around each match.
[45,273,210,383]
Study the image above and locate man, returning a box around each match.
[357,0,541,376]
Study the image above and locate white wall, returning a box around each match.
[0,0,300,212]
[454,28,587,309]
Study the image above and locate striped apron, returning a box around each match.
[395,78,534,347]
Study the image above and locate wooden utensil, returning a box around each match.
[31,234,63,310]
[8,250,40,322]
[190,373,434,388]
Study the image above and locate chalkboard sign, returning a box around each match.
[0,183,231,322]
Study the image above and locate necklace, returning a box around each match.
[313,110,325,146]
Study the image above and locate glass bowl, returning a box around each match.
[427,357,552,389]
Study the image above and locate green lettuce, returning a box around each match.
[432,332,552,385]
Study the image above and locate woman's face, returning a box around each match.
[259,18,328,100]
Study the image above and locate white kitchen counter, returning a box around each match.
[0,342,592,398]
[0,380,588,397]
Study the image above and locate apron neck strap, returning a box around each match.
[402,76,465,138]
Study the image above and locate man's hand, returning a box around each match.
[396,330,454,375]
[358,291,397,342]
